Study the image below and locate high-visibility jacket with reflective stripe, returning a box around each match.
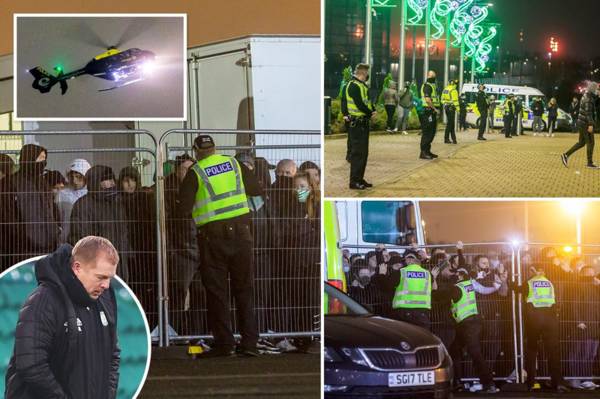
[526,275,556,308]
[451,279,479,322]
[345,79,372,117]
[393,264,431,310]
[191,154,250,227]
[441,85,459,107]
[421,82,440,108]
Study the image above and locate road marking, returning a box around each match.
[147,372,319,381]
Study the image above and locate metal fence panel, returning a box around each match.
[0,130,163,346]
[158,129,321,345]
[518,243,600,382]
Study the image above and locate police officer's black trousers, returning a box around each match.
[525,308,562,388]
[390,308,431,330]
[348,120,370,184]
[420,110,437,155]
[565,125,595,165]
[478,111,487,138]
[449,317,494,386]
[444,106,457,143]
[503,115,513,137]
[197,219,259,350]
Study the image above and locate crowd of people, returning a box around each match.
[343,242,600,391]
[0,142,321,349]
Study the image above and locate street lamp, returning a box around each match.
[561,200,586,254]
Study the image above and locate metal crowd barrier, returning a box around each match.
[340,242,600,384]
[1,128,321,349]
[158,129,321,346]
[0,130,163,345]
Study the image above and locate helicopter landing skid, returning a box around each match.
[98,77,144,92]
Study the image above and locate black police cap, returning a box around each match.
[194,135,215,149]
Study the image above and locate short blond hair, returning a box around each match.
[72,236,119,267]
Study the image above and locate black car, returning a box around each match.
[324,282,453,398]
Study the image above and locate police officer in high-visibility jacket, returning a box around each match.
[419,70,441,160]
[502,94,515,138]
[178,135,263,357]
[390,250,432,330]
[438,268,500,394]
[345,63,377,190]
[511,265,570,392]
[441,79,460,144]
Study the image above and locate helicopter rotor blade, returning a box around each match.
[68,21,110,49]
[113,18,156,48]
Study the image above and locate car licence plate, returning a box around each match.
[388,371,434,387]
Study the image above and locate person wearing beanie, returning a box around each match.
[57,158,92,244]
[69,165,131,281]
[7,144,60,265]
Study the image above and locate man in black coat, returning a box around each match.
[7,144,61,265]
[476,84,489,140]
[69,165,131,281]
[5,236,121,399]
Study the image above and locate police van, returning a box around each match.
[461,83,573,131]
[324,200,426,291]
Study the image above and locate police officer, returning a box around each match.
[476,84,489,140]
[502,94,515,138]
[511,265,570,392]
[513,97,524,136]
[420,70,440,160]
[345,63,377,190]
[439,268,500,394]
[442,79,460,144]
[390,250,432,330]
[178,134,263,357]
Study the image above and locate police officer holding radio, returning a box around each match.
[511,265,570,392]
[345,63,377,190]
[389,249,432,330]
[435,268,500,394]
[420,71,440,160]
[178,134,263,357]
[442,79,460,144]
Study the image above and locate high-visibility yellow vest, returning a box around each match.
[190,154,250,227]
[451,280,479,322]
[503,99,514,115]
[526,275,556,308]
[421,82,440,108]
[441,85,459,107]
[392,264,431,310]
[345,79,372,117]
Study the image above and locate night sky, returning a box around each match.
[491,0,600,59]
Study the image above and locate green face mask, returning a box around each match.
[296,187,310,203]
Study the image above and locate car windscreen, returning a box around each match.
[325,282,371,316]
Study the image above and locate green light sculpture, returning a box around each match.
[407,0,428,25]
[463,5,488,57]
[449,0,473,46]
[474,26,497,72]
[430,0,455,39]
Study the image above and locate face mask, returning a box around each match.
[491,259,500,268]
[23,160,46,176]
[365,74,370,81]
[343,265,350,273]
[427,77,436,83]
[296,187,310,203]
[102,186,118,199]
[359,276,371,286]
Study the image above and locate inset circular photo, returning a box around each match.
[0,237,151,399]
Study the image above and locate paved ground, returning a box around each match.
[324,129,600,197]
[140,347,320,398]
[455,392,600,399]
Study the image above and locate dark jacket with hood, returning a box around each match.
[4,244,120,399]
[6,144,61,264]
[69,166,131,281]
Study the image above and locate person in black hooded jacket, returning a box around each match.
[6,144,61,265]
[5,236,120,399]
[69,165,131,281]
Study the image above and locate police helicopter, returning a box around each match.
[28,20,157,94]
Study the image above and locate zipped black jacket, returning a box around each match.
[5,244,120,399]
